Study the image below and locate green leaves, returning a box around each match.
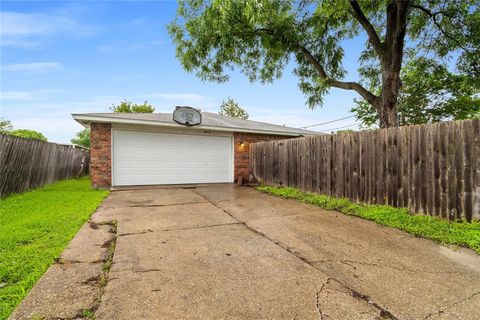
[110,100,155,113]
[71,128,90,148]
[0,118,13,134]
[352,57,480,127]
[169,0,296,84]
[169,0,480,124]
[169,0,364,107]
[218,97,249,119]
[409,0,480,76]
[9,129,47,141]
[0,119,48,141]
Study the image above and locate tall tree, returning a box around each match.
[169,0,479,128]
[0,118,13,134]
[71,128,91,148]
[111,100,155,113]
[219,98,249,119]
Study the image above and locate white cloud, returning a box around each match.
[10,113,85,143]
[251,114,317,129]
[0,89,69,101]
[2,62,64,73]
[141,93,209,101]
[0,38,43,49]
[1,92,221,142]
[2,92,350,143]
[0,10,98,48]
[1,96,118,143]
[136,93,219,111]
[1,12,56,36]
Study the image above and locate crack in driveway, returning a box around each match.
[191,189,400,319]
[117,222,241,237]
[315,277,331,320]
[424,291,480,319]
[126,200,208,208]
[159,222,241,232]
[118,229,154,237]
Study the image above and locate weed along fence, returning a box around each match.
[0,134,90,198]
[250,120,480,221]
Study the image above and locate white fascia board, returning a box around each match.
[71,114,305,137]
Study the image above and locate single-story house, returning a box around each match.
[72,108,317,188]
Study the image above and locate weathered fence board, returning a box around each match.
[0,134,89,198]
[250,120,480,221]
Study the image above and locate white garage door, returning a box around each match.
[112,130,233,186]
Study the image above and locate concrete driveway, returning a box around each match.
[94,185,480,320]
[12,184,480,320]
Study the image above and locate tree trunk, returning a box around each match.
[377,99,398,128]
[306,0,409,128]
[378,68,401,128]
[376,0,409,128]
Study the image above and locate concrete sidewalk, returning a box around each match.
[11,185,480,319]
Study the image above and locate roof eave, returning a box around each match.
[71,114,308,137]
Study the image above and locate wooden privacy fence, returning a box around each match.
[250,120,480,221]
[0,134,89,198]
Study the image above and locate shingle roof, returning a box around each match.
[72,111,320,136]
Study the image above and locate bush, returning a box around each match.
[9,129,47,141]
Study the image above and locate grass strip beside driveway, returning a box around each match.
[0,177,109,319]
[257,186,480,254]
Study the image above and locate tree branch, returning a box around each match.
[384,1,396,50]
[411,3,469,52]
[329,79,379,103]
[298,45,378,103]
[247,27,379,104]
[392,1,409,63]
[349,1,384,58]
[297,45,328,78]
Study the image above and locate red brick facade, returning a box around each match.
[90,123,112,188]
[89,124,291,188]
[233,132,290,183]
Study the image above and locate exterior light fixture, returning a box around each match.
[240,142,245,147]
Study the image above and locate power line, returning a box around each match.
[300,115,355,129]
[318,123,359,132]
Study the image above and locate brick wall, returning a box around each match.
[233,132,291,183]
[90,123,111,188]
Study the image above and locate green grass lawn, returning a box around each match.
[257,186,480,254]
[0,177,109,319]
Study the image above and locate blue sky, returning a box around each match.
[1,1,366,143]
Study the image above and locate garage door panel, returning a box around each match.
[113,130,233,186]
[181,162,194,169]
[136,146,150,154]
[217,163,228,169]
[150,149,165,156]
[132,157,148,166]
[116,160,132,168]
[116,146,132,154]
[194,162,206,169]
[150,161,165,169]
[208,162,220,168]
